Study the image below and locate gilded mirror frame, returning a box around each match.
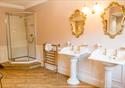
[101,2,125,38]
[69,9,86,38]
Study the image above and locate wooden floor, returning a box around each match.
[0,67,97,88]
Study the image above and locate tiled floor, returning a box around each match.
[0,67,97,88]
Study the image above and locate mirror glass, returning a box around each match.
[101,2,125,38]
[69,9,86,38]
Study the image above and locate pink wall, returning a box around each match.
[1,0,125,48]
[0,7,23,46]
[27,0,125,49]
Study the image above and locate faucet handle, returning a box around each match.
[119,47,125,50]
[67,41,71,47]
[80,44,88,47]
[97,43,102,48]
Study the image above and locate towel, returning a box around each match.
[45,43,53,52]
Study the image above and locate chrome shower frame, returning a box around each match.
[5,12,37,62]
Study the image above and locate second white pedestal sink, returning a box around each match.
[88,49,125,88]
[59,46,90,85]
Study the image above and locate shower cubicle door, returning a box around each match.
[26,14,36,59]
[6,13,36,61]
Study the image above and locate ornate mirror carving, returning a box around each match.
[69,9,86,38]
[101,2,125,38]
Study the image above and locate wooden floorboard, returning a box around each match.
[0,67,97,88]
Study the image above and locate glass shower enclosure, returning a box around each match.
[6,12,36,62]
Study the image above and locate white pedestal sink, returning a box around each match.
[67,57,80,85]
[59,46,90,85]
[88,50,125,88]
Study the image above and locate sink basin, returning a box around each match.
[88,48,125,88]
[88,54,125,66]
[88,51,125,66]
[59,46,90,57]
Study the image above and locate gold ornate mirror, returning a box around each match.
[101,2,125,38]
[69,9,86,38]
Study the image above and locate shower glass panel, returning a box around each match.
[6,12,36,62]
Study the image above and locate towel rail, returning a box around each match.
[43,43,60,72]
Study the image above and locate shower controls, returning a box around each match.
[28,34,34,43]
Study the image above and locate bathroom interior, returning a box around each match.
[0,0,125,88]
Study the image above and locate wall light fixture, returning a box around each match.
[81,2,103,15]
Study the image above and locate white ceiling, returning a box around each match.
[0,0,48,9]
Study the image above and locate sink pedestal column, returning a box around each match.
[67,57,80,85]
[104,66,113,88]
